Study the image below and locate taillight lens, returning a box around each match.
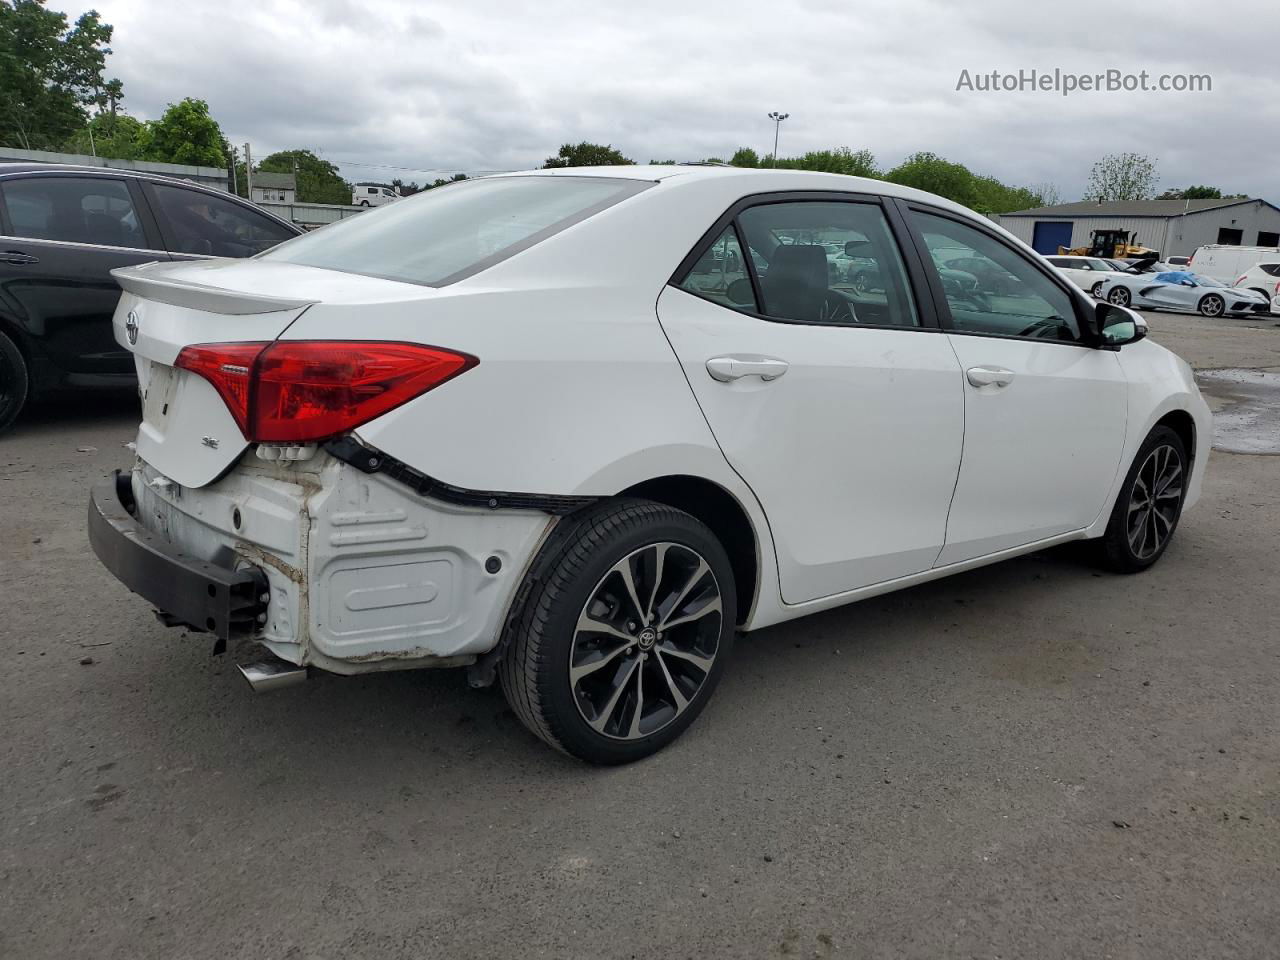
[176,341,476,443]
[174,342,268,437]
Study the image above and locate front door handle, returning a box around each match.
[2,250,39,265]
[966,365,1015,388]
[706,356,789,382]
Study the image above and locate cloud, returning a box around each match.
[88,0,1280,198]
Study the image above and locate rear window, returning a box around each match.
[262,175,649,286]
[1261,264,1280,277]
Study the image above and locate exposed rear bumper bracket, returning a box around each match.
[89,472,269,640]
[325,436,596,516]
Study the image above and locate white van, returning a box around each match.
[352,184,401,207]
[1188,244,1280,284]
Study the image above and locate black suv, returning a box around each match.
[0,163,302,432]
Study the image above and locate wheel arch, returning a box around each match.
[1154,408,1196,471]
[617,474,760,627]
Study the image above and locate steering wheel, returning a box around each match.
[821,292,857,324]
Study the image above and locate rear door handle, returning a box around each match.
[706,356,789,382]
[966,366,1015,388]
[2,250,39,265]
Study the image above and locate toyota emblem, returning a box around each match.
[125,309,139,346]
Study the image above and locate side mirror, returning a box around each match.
[1096,302,1147,347]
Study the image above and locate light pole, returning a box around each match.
[767,111,789,167]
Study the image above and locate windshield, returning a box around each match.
[263,176,649,285]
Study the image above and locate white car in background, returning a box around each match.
[1232,261,1280,313]
[88,167,1210,764]
[1100,270,1272,317]
[1188,243,1280,284]
[1044,255,1138,298]
[351,183,401,206]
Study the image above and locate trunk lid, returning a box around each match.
[112,258,432,488]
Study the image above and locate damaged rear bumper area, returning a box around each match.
[88,450,558,676]
[89,471,269,642]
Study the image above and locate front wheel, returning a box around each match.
[1090,281,1105,298]
[1197,293,1225,317]
[1107,286,1131,307]
[1098,426,1188,573]
[0,329,29,435]
[499,500,736,764]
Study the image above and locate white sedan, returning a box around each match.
[89,167,1210,763]
[1044,254,1139,298]
[1100,270,1273,317]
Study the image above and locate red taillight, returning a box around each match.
[176,341,476,443]
[1236,275,1248,285]
[174,342,268,437]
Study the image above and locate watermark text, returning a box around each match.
[956,68,1211,96]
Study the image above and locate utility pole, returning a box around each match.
[767,111,789,167]
[244,142,253,201]
[229,148,239,195]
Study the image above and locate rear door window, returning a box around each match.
[734,200,920,327]
[0,175,148,249]
[261,175,649,286]
[147,183,297,257]
[677,226,756,311]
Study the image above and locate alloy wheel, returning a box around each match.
[1126,444,1183,560]
[569,542,723,741]
[1200,295,1224,317]
[1108,287,1130,306]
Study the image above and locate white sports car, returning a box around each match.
[89,166,1210,763]
[1100,270,1272,317]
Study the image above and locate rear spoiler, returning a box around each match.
[111,263,316,316]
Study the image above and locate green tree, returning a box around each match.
[885,152,980,207]
[143,97,226,167]
[0,0,121,150]
[1157,185,1223,200]
[62,110,146,159]
[543,141,633,168]
[776,147,879,178]
[1085,152,1158,202]
[257,149,349,204]
[729,147,760,168]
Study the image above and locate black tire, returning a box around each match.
[1197,293,1225,318]
[0,329,29,435]
[1091,281,1104,298]
[1098,425,1188,573]
[499,499,736,764]
[359,200,370,207]
[1107,286,1131,307]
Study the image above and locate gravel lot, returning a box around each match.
[2,309,1278,959]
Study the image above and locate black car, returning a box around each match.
[0,163,302,432]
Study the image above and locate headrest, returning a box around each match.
[768,244,828,290]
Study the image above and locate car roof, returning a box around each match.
[0,161,227,194]
[491,164,978,210]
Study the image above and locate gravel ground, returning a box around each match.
[2,309,1278,959]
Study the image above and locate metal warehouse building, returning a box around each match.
[998,198,1280,257]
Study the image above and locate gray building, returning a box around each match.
[0,146,230,192]
[250,171,296,204]
[998,198,1280,257]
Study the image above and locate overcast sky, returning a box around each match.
[84,0,1280,200]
